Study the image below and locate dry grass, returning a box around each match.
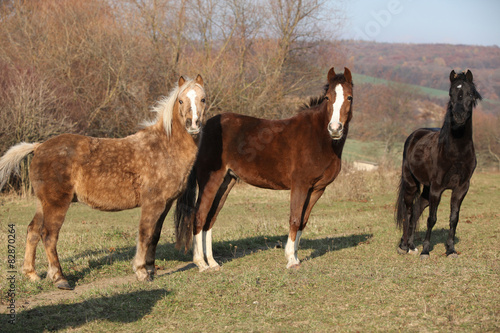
[0,170,498,332]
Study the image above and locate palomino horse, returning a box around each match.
[396,70,481,258]
[0,75,206,289]
[175,67,353,271]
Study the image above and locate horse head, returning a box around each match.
[448,69,481,128]
[324,67,353,140]
[177,74,207,135]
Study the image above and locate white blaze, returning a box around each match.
[186,89,198,125]
[330,84,344,130]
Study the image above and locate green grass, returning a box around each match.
[353,73,450,99]
[0,170,499,332]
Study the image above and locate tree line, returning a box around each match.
[1,0,498,193]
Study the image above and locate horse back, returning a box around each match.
[30,130,191,211]
[199,112,340,190]
[403,127,475,188]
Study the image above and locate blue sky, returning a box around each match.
[335,0,500,46]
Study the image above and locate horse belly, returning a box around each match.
[405,130,438,185]
[74,170,140,211]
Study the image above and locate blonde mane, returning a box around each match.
[146,78,203,137]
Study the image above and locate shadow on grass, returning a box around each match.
[208,233,374,265]
[1,289,167,332]
[36,232,373,287]
[414,227,461,252]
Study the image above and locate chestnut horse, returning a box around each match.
[0,75,206,289]
[395,70,481,258]
[175,67,353,271]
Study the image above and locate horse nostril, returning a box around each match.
[195,120,201,128]
[186,119,192,128]
[329,122,342,133]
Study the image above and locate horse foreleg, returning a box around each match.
[144,202,172,276]
[203,175,237,270]
[285,186,314,269]
[134,201,166,281]
[193,170,227,272]
[285,188,325,268]
[421,186,443,258]
[22,201,44,281]
[447,183,469,257]
[203,229,218,270]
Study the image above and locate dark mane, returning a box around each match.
[299,84,329,111]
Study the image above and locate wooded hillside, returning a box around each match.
[0,0,499,194]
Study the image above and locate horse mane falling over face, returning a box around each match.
[0,74,206,289]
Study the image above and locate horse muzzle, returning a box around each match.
[187,127,201,135]
[328,122,344,139]
[186,119,202,135]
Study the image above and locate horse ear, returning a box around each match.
[466,69,473,83]
[178,76,186,87]
[327,67,336,82]
[449,70,457,82]
[195,74,204,86]
[344,67,352,83]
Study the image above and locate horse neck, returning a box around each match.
[439,105,474,148]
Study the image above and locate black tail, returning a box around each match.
[395,175,408,230]
[395,174,420,230]
[174,167,197,252]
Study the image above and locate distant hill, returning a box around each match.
[342,40,500,105]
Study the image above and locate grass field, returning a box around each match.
[1,169,499,332]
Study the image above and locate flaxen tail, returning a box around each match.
[174,167,197,252]
[0,142,40,190]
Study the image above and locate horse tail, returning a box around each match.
[0,142,40,191]
[174,167,197,252]
[395,173,420,230]
[395,175,408,230]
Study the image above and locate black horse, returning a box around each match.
[395,69,482,258]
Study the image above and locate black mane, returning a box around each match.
[299,84,329,111]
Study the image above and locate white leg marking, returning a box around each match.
[193,232,209,271]
[285,230,302,268]
[329,84,344,131]
[204,229,220,269]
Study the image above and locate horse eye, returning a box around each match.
[179,100,183,104]
[201,98,205,103]
[324,96,330,101]
[347,96,353,101]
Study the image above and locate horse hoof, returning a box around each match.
[408,248,419,255]
[420,254,430,261]
[288,264,301,270]
[447,252,459,258]
[56,281,74,290]
[25,272,41,282]
[397,247,408,255]
[209,265,221,272]
[198,266,210,273]
[135,271,152,282]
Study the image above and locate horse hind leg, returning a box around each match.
[397,177,419,255]
[133,200,170,281]
[407,186,430,255]
[22,200,44,281]
[41,200,73,290]
[144,202,172,277]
